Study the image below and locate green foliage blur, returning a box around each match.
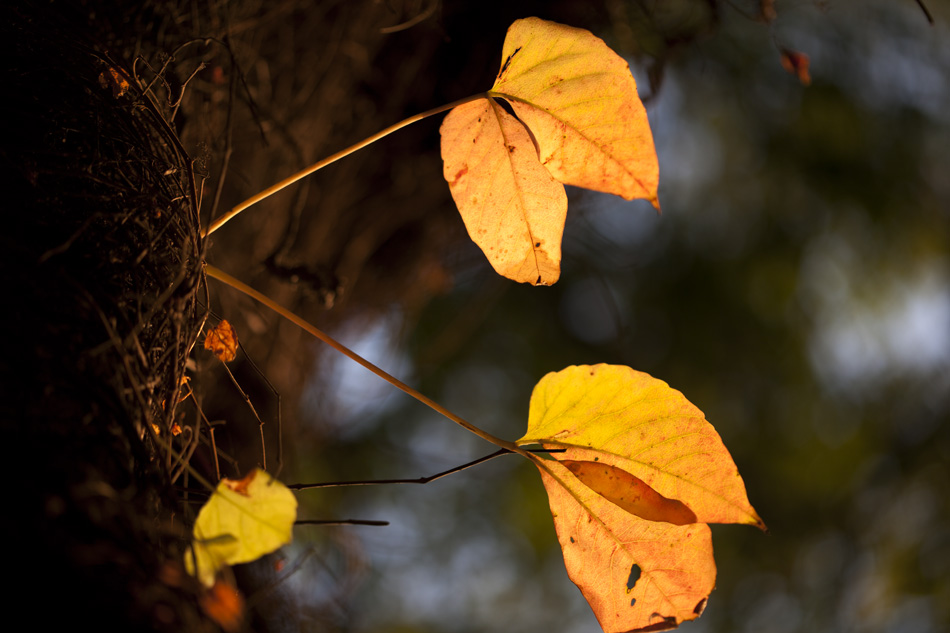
[285,2,950,632]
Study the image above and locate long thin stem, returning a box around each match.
[296,519,389,527]
[289,448,509,490]
[203,93,488,237]
[288,447,563,491]
[204,264,517,451]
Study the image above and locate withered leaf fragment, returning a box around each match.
[204,319,239,362]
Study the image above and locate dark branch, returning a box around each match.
[296,519,389,527]
[287,448,565,491]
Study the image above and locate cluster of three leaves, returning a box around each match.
[188,365,764,632]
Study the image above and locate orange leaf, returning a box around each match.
[441,98,567,285]
[490,18,660,209]
[199,579,244,633]
[535,457,714,633]
[222,469,257,497]
[98,66,130,98]
[780,49,811,86]
[204,319,239,362]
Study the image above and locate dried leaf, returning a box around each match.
[562,460,697,526]
[199,579,245,633]
[780,49,811,86]
[204,319,239,362]
[98,66,130,98]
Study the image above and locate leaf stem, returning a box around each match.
[202,93,489,237]
[204,264,517,450]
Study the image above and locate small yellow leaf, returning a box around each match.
[490,18,660,208]
[204,319,239,362]
[441,98,567,285]
[185,468,297,587]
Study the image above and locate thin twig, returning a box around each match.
[289,448,509,490]
[204,265,518,451]
[209,425,221,481]
[219,360,267,470]
[296,519,390,526]
[287,448,563,490]
[245,547,318,611]
[202,93,488,236]
[239,344,284,477]
[915,0,934,24]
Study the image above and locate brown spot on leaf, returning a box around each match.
[451,165,469,185]
[222,470,257,497]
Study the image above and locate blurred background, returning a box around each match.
[189,1,950,631]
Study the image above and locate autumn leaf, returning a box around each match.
[440,18,659,285]
[520,365,764,528]
[490,18,659,208]
[204,319,239,362]
[518,365,763,632]
[441,98,567,285]
[186,469,297,587]
[98,66,130,98]
[537,458,714,633]
[780,49,811,86]
[199,579,245,633]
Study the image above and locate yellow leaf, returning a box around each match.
[440,98,567,285]
[185,469,297,587]
[519,364,764,528]
[490,18,660,209]
[535,457,714,633]
[204,319,239,362]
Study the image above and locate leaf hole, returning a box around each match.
[626,564,641,592]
